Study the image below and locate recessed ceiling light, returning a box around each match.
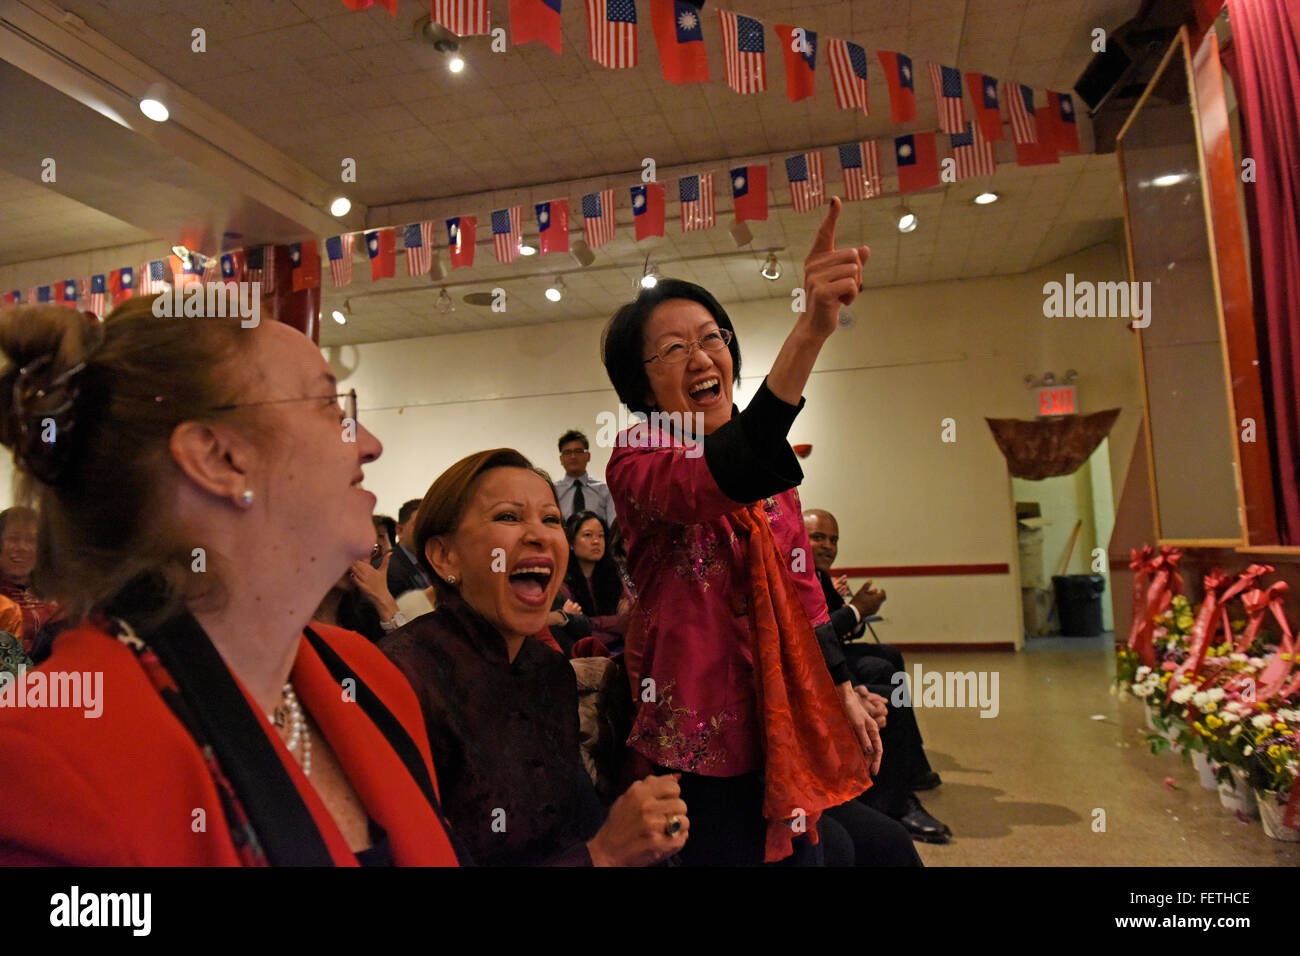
[519,243,536,256]
[896,205,917,233]
[545,277,566,302]
[329,196,351,217]
[436,288,455,313]
[331,309,347,325]
[448,54,465,73]
[973,191,999,205]
[640,272,658,289]
[139,83,169,122]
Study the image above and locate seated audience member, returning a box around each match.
[373,514,397,555]
[0,300,460,866]
[562,510,631,655]
[388,498,431,598]
[804,508,950,843]
[555,430,616,528]
[380,448,689,866]
[0,506,60,653]
[544,592,592,657]
[312,531,408,643]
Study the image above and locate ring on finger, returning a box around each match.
[664,814,682,837]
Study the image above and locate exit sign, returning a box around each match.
[1038,386,1077,416]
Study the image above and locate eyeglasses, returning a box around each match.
[643,328,733,366]
[210,389,358,424]
[560,448,589,457]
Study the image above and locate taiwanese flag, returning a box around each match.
[220,251,244,285]
[731,165,767,222]
[965,73,1004,142]
[652,0,709,84]
[878,50,916,123]
[110,267,134,304]
[1015,111,1060,167]
[1046,91,1081,152]
[774,24,816,102]
[54,279,78,309]
[365,228,396,280]
[895,132,940,194]
[511,0,563,55]
[290,240,321,292]
[536,200,570,254]
[630,183,665,240]
[1,292,15,309]
[446,216,476,269]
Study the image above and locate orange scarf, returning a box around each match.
[733,504,874,862]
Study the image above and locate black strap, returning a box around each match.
[120,599,335,867]
[303,627,473,865]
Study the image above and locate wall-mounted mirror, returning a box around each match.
[1117,27,1243,545]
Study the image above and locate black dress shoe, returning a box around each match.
[911,770,942,792]
[898,795,951,844]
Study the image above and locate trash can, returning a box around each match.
[1052,574,1106,636]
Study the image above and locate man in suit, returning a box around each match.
[555,430,616,527]
[804,507,950,843]
[387,499,431,599]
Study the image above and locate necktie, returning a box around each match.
[571,480,586,514]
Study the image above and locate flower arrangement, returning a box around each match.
[1116,551,1300,839]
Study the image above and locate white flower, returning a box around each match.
[1230,653,1248,663]
[1171,686,1196,705]
[1219,711,1241,724]
[1278,708,1300,722]
[1135,666,1152,682]
[1207,687,1225,701]
[1251,714,1275,729]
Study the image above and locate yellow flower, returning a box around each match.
[1274,723,1288,732]
[1176,614,1195,631]
[1205,714,1223,730]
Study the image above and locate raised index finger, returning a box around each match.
[809,195,841,256]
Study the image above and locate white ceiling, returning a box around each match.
[3,0,1139,345]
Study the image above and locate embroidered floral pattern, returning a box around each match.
[671,525,725,592]
[761,496,782,523]
[628,680,736,773]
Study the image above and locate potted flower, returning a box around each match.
[1245,709,1300,841]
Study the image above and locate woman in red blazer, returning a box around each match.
[0,298,460,866]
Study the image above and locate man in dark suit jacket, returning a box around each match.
[805,508,950,844]
[387,499,431,599]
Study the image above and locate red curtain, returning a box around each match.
[1225,0,1300,543]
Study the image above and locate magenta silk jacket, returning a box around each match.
[607,403,833,778]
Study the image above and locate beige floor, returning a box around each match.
[900,636,1300,866]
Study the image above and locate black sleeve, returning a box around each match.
[813,622,852,685]
[702,377,806,503]
[828,605,859,641]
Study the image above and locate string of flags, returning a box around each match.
[0,114,1072,313]
[340,0,1082,158]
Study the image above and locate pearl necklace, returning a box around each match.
[271,682,312,777]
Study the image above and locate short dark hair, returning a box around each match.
[0,506,37,540]
[397,499,422,525]
[558,430,588,452]
[602,278,742,417]
[372,514,397,546]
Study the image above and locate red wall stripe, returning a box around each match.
[832,563,1010,577]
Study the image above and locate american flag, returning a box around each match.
[1008,82,1037,144]
[582,189,617,248]
[89,274,107,317]
[838,141,881,201]
[491,206,523,263]
[950,122,996,180]
[140,259,171,295]
[587,0,637,69]
[246,245,275,293]
[928,63,966,134]
[679,172,714,231]
[827,38,869,114]
[718,10,766,94]
[784,152,824,213]
[404,221,437,276]
[326,234,354,287]
[433,0,489,37]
